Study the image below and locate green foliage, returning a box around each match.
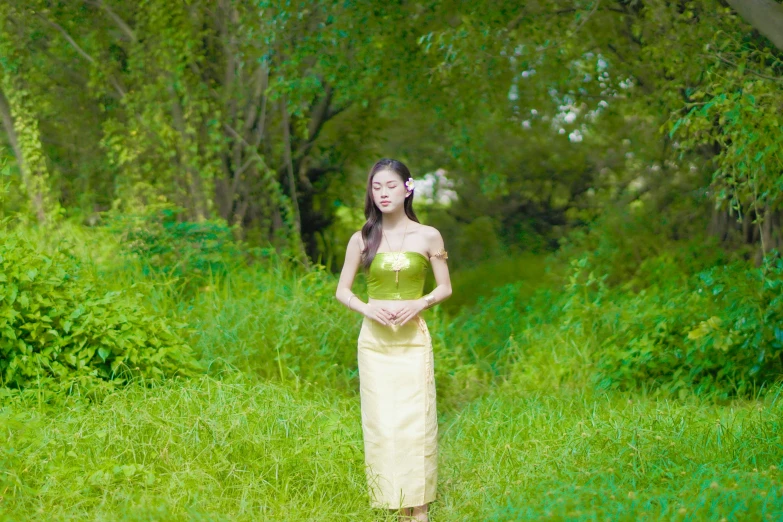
[669,30,783,219]
[0,226,199,394]
[555,206,727,289]
[442,252,549,313]
[429,207,783,400]
[552,251,783,398]
[0,152,14,219]
[104,203,247,295]
[188,259,369,393]
[685,258,783,386]
[435,282,528,411]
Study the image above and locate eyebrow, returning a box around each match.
[372,181,398,185]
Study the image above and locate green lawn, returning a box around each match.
[2,375,781,521]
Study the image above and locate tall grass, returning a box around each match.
[0,374,379,521]
[2,375,782,520]
[3,220,783,520]
[184,261,363,394]
[438,384,783,520]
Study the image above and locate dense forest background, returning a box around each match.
[2,1,783,520]
[3,0,781,266]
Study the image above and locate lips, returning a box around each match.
[381,201,390,206]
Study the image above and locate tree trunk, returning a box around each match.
[280,94,310,266]
[725,0,783,52]
[0,82,48,224]
[167,80,206,221]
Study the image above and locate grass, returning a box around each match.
[437,385,783,520]
[2,377,782,520]
[0,374,374,521]
[2,223,783,520]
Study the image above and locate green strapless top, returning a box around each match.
[367,251,430,300]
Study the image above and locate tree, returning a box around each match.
[726,0,783,51]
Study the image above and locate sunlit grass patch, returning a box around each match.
[0,375,391,521]
[2,375,783,520]
[434,385,783,520]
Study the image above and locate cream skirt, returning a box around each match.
[357,314,438,509]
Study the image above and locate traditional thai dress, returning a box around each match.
[357,251,437,509]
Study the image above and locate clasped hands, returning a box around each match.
[365,299,426,327]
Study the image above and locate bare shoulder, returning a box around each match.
[350,230,366,251]
[418,224,443,243]
[416,224,446,258]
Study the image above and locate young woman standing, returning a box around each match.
[336,158,452,521]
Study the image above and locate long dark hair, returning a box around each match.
[360,158,420,270]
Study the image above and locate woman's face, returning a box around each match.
[372,169,408,213]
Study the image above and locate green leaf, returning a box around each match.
[669,118,684,138]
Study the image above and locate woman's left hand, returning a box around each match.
[390,298,427,326]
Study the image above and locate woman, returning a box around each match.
[336,158,452,521]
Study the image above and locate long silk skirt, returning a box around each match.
[357,314,438,509]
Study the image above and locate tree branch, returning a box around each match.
[36,13,127,97]
[702,52,783,83]
[36,14,95,64]
[84,0,137,43]
[572,0,601,35]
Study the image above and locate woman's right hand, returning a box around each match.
[363,302,396,326]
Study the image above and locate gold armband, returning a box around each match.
[423,294,436,308]
[430,248,448,260]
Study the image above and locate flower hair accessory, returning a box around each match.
[405,177,415,192]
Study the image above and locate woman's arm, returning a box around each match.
[418,227,453,310]
[335,232,394,325]
[335,232,368,314]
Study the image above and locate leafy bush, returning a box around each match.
[104,204,251,295]
[555,207,729,290]
[449,238,783,399]
[0,227,200,394]
[563,253,783,398]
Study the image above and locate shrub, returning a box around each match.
[104,204,251,296]
[555,207,730,290]
[0,227,200,394]
[563,253,783,398]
